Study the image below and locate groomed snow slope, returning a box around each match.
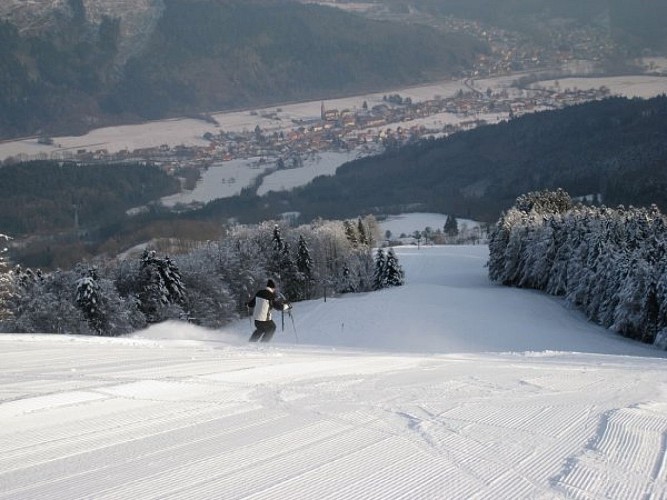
[1,245,666,499]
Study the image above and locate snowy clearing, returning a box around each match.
[1,245,666,499]
[380,212,481,238]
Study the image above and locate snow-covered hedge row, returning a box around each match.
[489,189,667,349]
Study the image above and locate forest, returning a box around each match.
[0,161,179,236]
[0,216,405,337]
[488,189,667,349]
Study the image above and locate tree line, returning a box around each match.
[0,160,179,236]
[0,216,403,336]
[488,189,667,349]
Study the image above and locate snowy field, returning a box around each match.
[159,150,369,207]
[380,212,481,238]
[532,75,667,99]
[1,245,666,499]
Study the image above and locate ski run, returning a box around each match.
[1,245,666,499]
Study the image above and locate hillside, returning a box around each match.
[377,0,667,53]
[0,0,485,139]
[212,95,667,223]
[1,245,666,499]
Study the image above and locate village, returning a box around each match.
[1,9,641,194]
[49,81,611,178]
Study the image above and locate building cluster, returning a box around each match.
[16,81,611,177]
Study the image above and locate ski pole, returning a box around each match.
[288,309,299,343]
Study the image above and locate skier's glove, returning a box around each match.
[282,303,292,311]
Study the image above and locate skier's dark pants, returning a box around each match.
[249,320,276,342]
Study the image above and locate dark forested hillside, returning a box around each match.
[0,0,485,139]
[402,0,667,53]
[223,95,667,223]
[0,161,179,236]
[103,0,484,119]
[0,16,121,138]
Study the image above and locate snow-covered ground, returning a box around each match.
[159,150,370,207]
[532,75,667,99]
[380,212,481,238]
[2,245,666,499]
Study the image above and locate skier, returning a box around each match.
[246,279,290,342]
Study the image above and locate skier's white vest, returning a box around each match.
[252,288,275,322]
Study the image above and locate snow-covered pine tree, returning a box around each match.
[6,268,91,334]
[277,241,300,301]
[343,220,358,247]
[385,248,405,287]
[161,256,186,305]
[75,267,106,334]
[373,248,387,290]
[176,250,237,328]
[296,235,313,279]
[357,218,368,246]
[0,234,14,323]
[272,224,284,254]
[268,223,287,279]
[444,215,458,238]
[296,234,314,299]
[514,188,573,215]
[137,250,186,323]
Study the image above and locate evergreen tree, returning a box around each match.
[296,235,313,280]
[344,220,358,247]
[444,215,459,237]
[278,241,299,301]
[385,248,405,287]
[75,264,144,336]
[514,188,573,215]
[272,224,284,253]
[162,256,187,305]
[136,250,186,323]
[357,218,369,246]
[75,267,106,334]
[296,234,314,299]
[269,223,285,278]
[177,250,237,328]
[373,248,387,290]
[4,269,91,334]
[0,234,14,323]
